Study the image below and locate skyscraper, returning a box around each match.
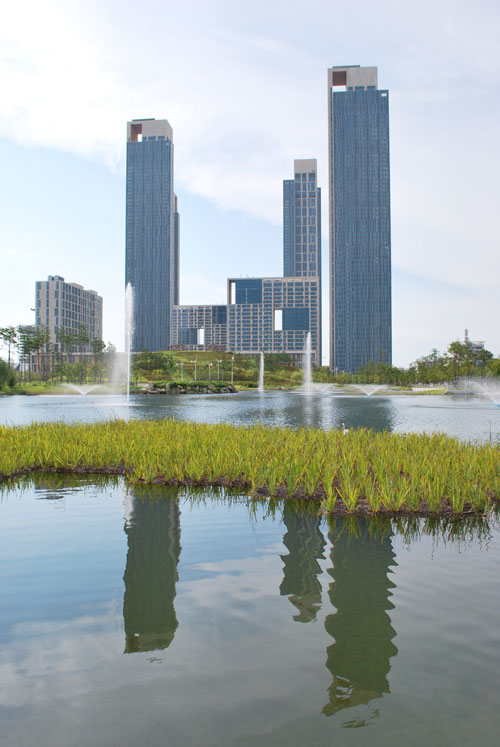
[283,159,321,280]
[283,158,322,364]
[125,118,177,351]
[328,66,391,373]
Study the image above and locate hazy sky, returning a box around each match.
[1,0,499,366]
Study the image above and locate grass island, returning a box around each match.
[1,420,498,519]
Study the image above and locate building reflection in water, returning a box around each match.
[123,489,181,653]
[280,503,326,622]
[323,519,397,720]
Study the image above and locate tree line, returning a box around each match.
[0,324,116,386]
[335,340,498,386]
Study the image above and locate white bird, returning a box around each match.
[342,422,349,435]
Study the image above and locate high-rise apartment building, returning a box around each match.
[227,276,321,365]
[173,276,320,364]
[283,158,322,363]
[35,275,103,351]
[283,159,321,280]
[171,305,227,351]
[125,118,177,351]
[173,194,180,307]
[328,66,391,373]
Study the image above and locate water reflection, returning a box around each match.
[123,490,181,653]
[2,390,500,442]
[323,518,397,721]
[279,503,326,622]
[332,395,396,433]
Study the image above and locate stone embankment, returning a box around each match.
[139,381,237,395]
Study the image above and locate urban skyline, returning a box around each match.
[170,155,322,365]
[1,0,499,366]
[126,65,389,370]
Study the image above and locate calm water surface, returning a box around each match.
[1,390,500,442]
[1,477,499,746]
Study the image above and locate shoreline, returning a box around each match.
[2,385,451,397]
[1,465,496,520]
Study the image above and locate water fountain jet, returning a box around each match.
[64,384,100,396]
[302,332,312,393]
[462,378,500,406]
[352,384,388,397]
[258,352,264,392]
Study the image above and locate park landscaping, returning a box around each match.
[1,420,498,518]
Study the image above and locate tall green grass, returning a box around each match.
[0,421,498,515]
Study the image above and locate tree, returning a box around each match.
[17,326,50,378]
[448,341,469,379]
[76,324,89,350]
[0,358,16,389]
[475,348,494,370]
[92,338,106,356]
[448,340,494,378]
[56,328,76,358]
[0,326,18,366]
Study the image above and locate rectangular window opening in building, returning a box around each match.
[332,70,347,90]
[197,328,205,346]
[274,309,283,331]
[130,123,142,142]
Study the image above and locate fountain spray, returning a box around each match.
[303,332,312,392]
[258,352,265,392]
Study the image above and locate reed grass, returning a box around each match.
[0,421,498,516]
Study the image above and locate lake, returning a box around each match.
[1,392,499,744]
[1,390,500,443]
[1,476,499,746]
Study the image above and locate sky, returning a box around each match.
[1,0,499,366]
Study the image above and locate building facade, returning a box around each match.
[35,275,103,351]
[283,158,322,364]
[173,195,180,307]
[283,159,321,280]
[328,65,391,373]
[171,305,227,351]
[227,277,321,365]
[125,118,177,352]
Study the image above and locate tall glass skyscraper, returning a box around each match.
[125,118,178,351]
[283,159,322,363]
[283,159,321,280]
[328,66,391,373]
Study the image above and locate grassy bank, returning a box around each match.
[1,421,499,517]
[133,350,303,389]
